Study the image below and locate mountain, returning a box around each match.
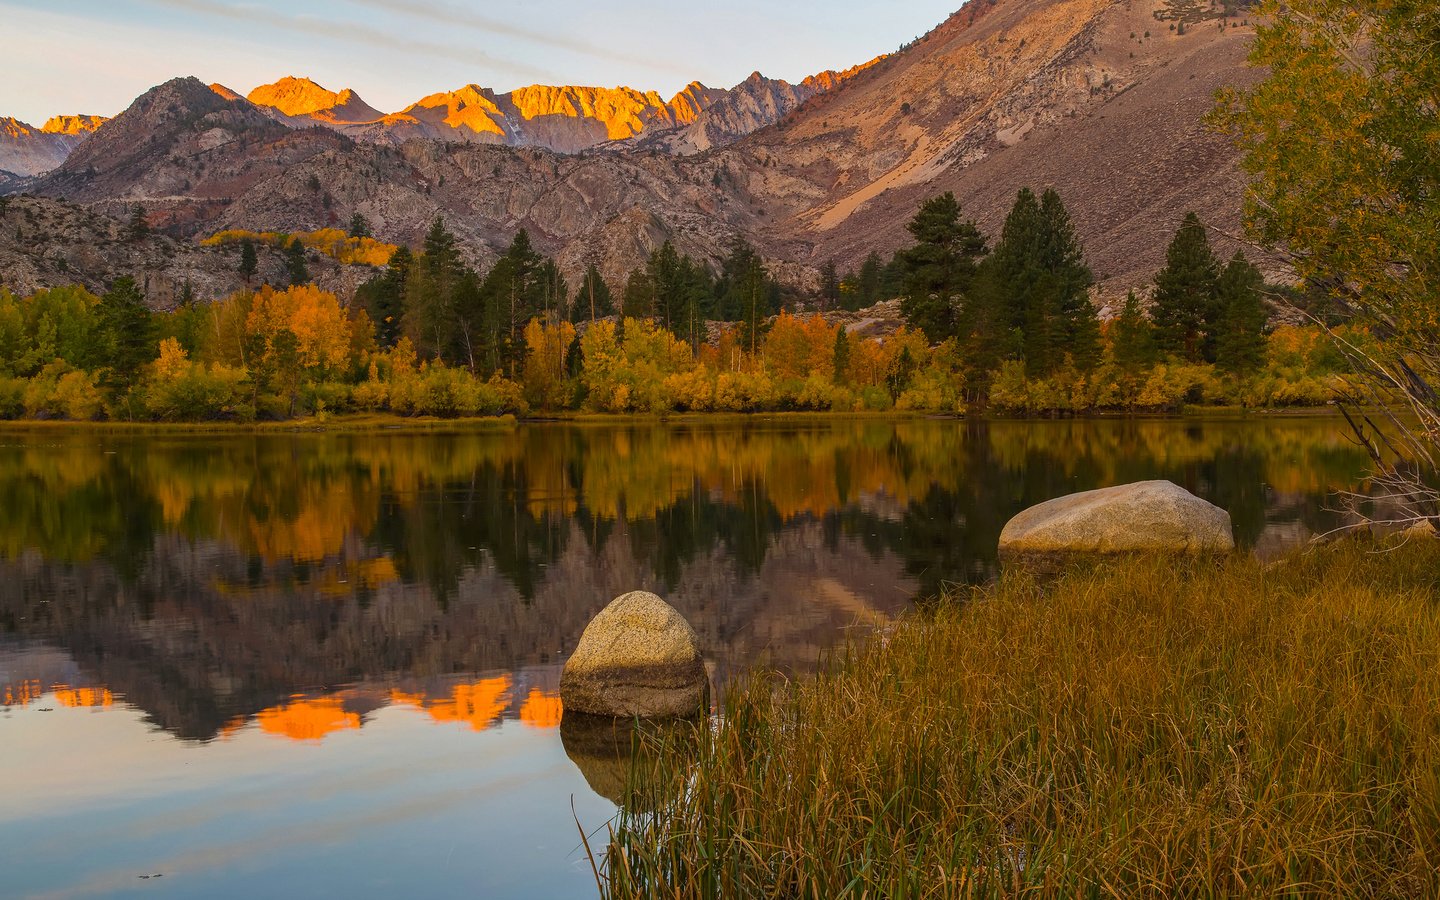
[6,0,1263,303]
[0,114,106,177]
[243,75,829,155]
[749,0,1265,297]
[246,76,384,125]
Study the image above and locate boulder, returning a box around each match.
[560,591,708,718]
[999,480,1235,569]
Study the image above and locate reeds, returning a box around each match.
[600,539,1440,898]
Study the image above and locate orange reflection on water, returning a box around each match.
[3,679,43,706]
[3,680,113,708]
[390,676,512,732]
[52,686,114,708]
[518,689,563,729]
[256,697,361,742]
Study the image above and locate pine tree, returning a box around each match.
[1112,291,1157,372]
[1151,213,1220,362]
[98,276,156,401]
[968,188,1095,378]
[818,259,841,312]
[284,238,310,286]
[855,252,884,310]
[127,204,149,241]
[348,212,371,239]
[238,239,258,285]
[572,264,614,323]
[718,236,770,353]
[898,192,987,342]
[357,245,410,349]
[408,217,464,360]
[1038,189,1099,371]
[1214,251,1268,374]
[832,326,851,385]
[621,268,653,321]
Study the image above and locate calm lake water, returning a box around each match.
[0,416,1377,898]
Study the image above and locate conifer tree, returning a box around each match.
[127,204,149,241]
[898,192,987,343]
[718,236,770,353]
[238,239,258,285]
[621,268,654,321]
[348,212,371,239]
[832,326,851,385]
[818,259,842,312]
[1151,213,1220,361]
[855,252,884,310]
[572,264,614,323]
[358,245,410,349]
[284,238,310,286]
[1214,251,1268,374]
[98,276,156,400]
[1112,291,1157,373]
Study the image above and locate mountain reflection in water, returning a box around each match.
[0,417,1376,897]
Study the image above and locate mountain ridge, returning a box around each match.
[4,0,1265,306]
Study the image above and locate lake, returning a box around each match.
[0,416,1378,898]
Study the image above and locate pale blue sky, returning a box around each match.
[0,0,964,124]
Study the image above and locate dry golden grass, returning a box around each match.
[601,538,1440,898]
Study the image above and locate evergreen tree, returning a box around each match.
[967,188,1096,378]
[898,192,987,343]
[1151,213,1221,362]
[572,264,614,323]
[357,245,410,349]
[1214,251,1268,374]
[127,204,149,241]
[832,326,851,385]
[1038,189,1099,371]
[407,217,465,360]
[284,238,310,286]
[348,212,371,239]
[98,276,156,399]
[621,268,654,321]
[854,251,885,310]
[238,239,258,285]
[1112,291,1157,373]
[718,236,770,354]
[818,259,842,312]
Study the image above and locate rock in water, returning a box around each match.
[999,480,1235,569]
[560,592,708,718]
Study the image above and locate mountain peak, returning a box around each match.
[41,115,107,136]
[248,76,339,116]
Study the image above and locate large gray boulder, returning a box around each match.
[560,591,709,718]
[999,480,1235,568]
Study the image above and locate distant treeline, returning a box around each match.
[0,190,1361,422]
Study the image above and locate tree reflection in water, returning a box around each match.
[0,417,1372,741]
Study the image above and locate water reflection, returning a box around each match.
[0,417,1377,897]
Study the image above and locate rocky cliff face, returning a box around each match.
[7,0,1262,301]
[0,115,105,177]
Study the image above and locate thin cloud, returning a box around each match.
[345,0,693,80]
[141,0,561,83]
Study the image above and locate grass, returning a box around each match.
[600,538,1440,898]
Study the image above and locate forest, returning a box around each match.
[0,189,1359,422]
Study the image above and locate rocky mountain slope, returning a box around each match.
[5,0,1263,304]
[238,72,850,155]
[0,115,106,177]
[0,196,378,301]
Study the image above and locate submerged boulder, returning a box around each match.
[560,591,708,719]
[999,480,1234,569]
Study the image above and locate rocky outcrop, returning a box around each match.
[999,480,1235,568]
[560,591,709,718]
[0,116,101,177]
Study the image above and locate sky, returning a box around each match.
[0,0,963,124]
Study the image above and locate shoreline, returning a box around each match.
[0,405,1355,436]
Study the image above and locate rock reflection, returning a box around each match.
[560,713,702,811]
